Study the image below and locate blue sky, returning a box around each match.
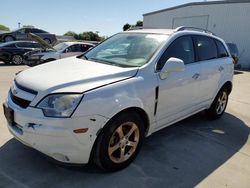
[1,0,206,36]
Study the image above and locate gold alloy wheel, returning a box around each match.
[108,122,140,163]
[216,91,228,115]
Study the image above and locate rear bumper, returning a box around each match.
[4,93,108,164]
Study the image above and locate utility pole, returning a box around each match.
[18,22,21,28]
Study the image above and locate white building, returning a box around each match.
[143,0,250,69]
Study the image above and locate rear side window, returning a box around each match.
[80,44,93,52]
[194,36,217,61]
[66,44,81,52]
[157,36,195,70]
[215,40,229,58]
[16,42,34,48]
[30,29,47,33]
[32,43,42,48]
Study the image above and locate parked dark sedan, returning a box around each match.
[0,41,43,65]
[0,27,57,45]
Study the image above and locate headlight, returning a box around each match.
[37,94,83,117]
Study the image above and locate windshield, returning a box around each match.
[83,33,168,67]
[54,43,68,52]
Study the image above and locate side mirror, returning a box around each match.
[64,48,69,53]
[160,57,185,80]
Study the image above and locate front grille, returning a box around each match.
[10,90,31,108]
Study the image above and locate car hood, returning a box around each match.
[27,33,55,51]
[34,51,58,56]
[16,57,138,94]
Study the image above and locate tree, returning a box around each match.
[64,31,79,40]
[135,20,143,27]
[64,31,104,41]
[122,20,143,31]
[123,23,131,31]
[0,24,10,31]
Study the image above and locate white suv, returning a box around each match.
[3,27,234,171]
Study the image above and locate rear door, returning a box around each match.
[155,36,201,129]
[193,35,229,104]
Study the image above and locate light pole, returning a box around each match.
[18,22,21,28]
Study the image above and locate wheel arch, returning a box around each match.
[89,106,150,164]
[4,35,16,41]
[99,107,150,137]
[221,81,233,94]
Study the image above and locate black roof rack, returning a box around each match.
[127,26,143,31]
[175,26,216,36]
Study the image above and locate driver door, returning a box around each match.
[155,36,201,129]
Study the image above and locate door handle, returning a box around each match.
[192,73,200,80]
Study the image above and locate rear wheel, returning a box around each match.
[93,112,145,171]
[12,54,23,65]
[44,38,51,44]
[4,35,15,42]
[206,87,229,119]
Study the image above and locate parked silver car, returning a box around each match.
[24,41,94,66]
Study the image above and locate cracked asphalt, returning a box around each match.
[0,63,249,188]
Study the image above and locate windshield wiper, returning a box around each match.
[89,58,116,66]
[77,54,88,60]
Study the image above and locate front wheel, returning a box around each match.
[206,87,229,120]
[93,112,145,171]
[11,54,23,65]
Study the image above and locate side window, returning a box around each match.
[194,36,217,61]
[17,29,25,34]
[157,36,195,70]
[31,29,46,33]
[32,43,42,48]
[66,44,79,52]
[24,28,31,33]
[80,44,93,52]
[215,40,229,58]
[30,29,38,33]
[16,42,33,48]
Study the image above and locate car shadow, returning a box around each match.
[0,63,25,67]
[0,112,249,188]
[234,70,244,75]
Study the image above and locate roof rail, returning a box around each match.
[174,26,216,35]
[127,26,143,31]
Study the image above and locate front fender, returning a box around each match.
[73,76,157,132]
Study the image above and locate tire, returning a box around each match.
[44,38,51,44]
[93,112,145,172]
[11,54,23,65]
[4,35,15,42]
[206,87,229,120]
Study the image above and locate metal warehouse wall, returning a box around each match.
[143,2,250,69]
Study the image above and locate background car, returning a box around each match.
[0,41,43,65]
[24,41,94,66]
[0,26,57,45]
[227,43,239,65]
